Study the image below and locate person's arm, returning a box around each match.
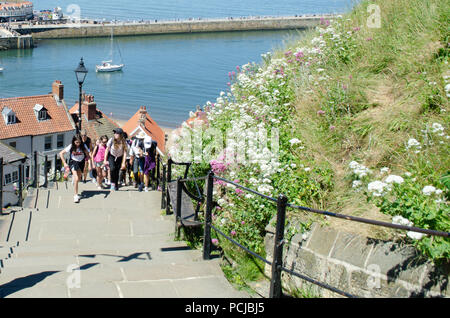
[91,145,98,162]
[121,143,128,170]
[59,145,70,169]
[104,139,111,166]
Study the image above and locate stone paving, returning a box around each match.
[0,180,248,298]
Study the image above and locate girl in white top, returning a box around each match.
[59,134,91,203]
[104,128,128,191]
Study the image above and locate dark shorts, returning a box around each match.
[69,159,85,172]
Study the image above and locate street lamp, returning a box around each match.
[74,57,88,134]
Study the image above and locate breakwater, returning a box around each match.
[0,26,33,50]
[12,15,336,39]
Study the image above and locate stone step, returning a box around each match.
[0,258,244,298]
[0,209,34,243]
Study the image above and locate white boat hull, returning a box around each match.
[96,64,124,72]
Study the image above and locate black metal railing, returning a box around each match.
[160,161,450,298]
[0,151,66,211]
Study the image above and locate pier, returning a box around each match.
[0,24,33,49]
[10,14,338,39]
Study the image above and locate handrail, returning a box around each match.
[159,161,450,298]
[213,176,278,203]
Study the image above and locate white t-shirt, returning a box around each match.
[129,139,145,158]
[64,144,90,162]
[107,138,126,158]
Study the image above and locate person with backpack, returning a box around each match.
[104,128,128,191]
[143,137,157,192]
[59,134,92,203]
[129,131,147,192]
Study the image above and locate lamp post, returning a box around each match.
[74,57,88,135]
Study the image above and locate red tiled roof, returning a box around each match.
[122,106,165,153]
[69,99,120,141]
[0,93,75,140]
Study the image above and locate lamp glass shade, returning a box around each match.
[75,58,88,84]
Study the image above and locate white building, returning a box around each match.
[0,80,76,185]
[0,140,27,207]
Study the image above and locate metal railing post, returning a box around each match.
[203,171,214,260]
[18,164,23,207]
[44,155,48,188]
[175,177,182,238]
[166,158,172,215]
[54,154,58,182]
[156,154,160,190]
[33,151,38,188]
[270,193,288,298]
[161,163,166,209]
[0,157,3,212]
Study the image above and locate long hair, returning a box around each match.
[71,134,83,152]
[112,132,127,150]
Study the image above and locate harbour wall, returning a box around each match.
[18,15,334,39]
[0,34,33,49]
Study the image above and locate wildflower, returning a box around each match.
[241,221,245,225]
[289,138,301,145]
[392,215,413,227]
[380,167,389,174]
[385,175,404,184]
[406,138,421,153]
[407,231,425,240]
[352,180,363,188]
[231,230,236,236]
[317,110,325,116]
[368,181,388,196]
[431,123,444,134]
[329,126,335,131]
[422,185,436,196]
[211,238,219,245]
[235,188,244,196]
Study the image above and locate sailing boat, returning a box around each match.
[96,28,124,72]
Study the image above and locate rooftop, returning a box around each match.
[122,106,166,153]
[0,81,75,140]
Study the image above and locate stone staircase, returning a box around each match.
[0,180,248,298]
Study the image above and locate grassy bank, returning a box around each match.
[168,0,449,286]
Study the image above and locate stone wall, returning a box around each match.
[264,220,449,298]
[30,16,323,39]
[0,35,33,49]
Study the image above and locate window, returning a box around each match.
[2,107,16,125]
[38,109,47,121]
[33,104,48,121]
[7,114,16,124]
[9,142,16,149]
[12,171,18,183]
[4,173,12,185]
[57,134,64,148]
[45,136,52,151]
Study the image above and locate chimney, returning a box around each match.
[138,106,147,127]
[52,80,64,101]
[82,94,97,121]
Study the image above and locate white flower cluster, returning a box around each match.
[406,138,421,153]
[392,215,426,240]
[348,161,371,178]
[444,75,450,98]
